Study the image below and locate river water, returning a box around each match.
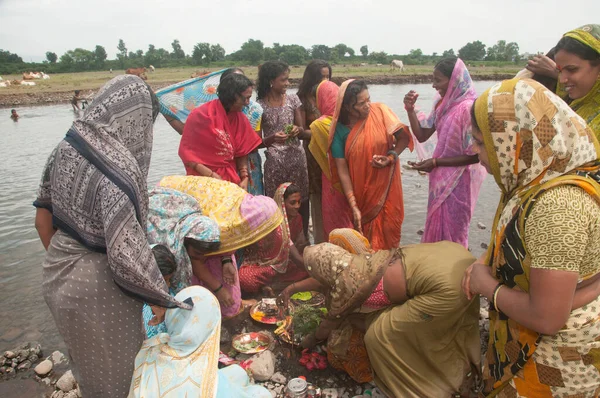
[0,82,501,352]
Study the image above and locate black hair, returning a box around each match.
[555,36,600,66]
[152,244,177,276]
[339,80,368,125]
[256,60,289,100]
[74,90,80,95]
[184,237,221,254]
[297,60,332,102]
[434,57,458,79]
[470,102,480,133]
[283,183,301,200]
[149,88,159,121]
[220,67,244,83]
[217,73,254,111]
[11,109,16,112]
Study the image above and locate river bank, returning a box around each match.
[0,65,518,108]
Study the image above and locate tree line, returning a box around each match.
[0,38,527,75]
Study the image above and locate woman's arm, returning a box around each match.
[406,109,436,143]
[289,244,304,268]
[190,255,234,307]
[186,162,222,179]
[35,208,55,250]
[410,154,479,173]
[334,158,362,232]
[235,155,249,190]
[163,115,185,135]
[392,127,411,156]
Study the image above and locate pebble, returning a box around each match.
[28,354,40,363]
[51,351,68,365]
[51,391,65,398]
[477,222,487,230]
[270,371,286,384]
[4,351,16,359]
[57,370,77,392]
[322,388,339,398]
[34,359,53,377]
[17,360,32,371]
[480,242,488,249]
[247,350,275,381]
[417,229,424,236]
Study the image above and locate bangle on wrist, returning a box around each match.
[386,150,399,162]
[213,284,224,294]
[432,158,438,168]
[490,283,504,312]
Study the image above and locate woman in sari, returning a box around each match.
[463,78,600,396]
[297,59,332,243]
[329,79,413,250]
[309,80,354,237]
[280,228,480,395]
[274,183,308,252]
[33,75,189,397]
[404,58,486,248]
[179,73,262,190]
[524,24,600,140]
[129,286,271,398]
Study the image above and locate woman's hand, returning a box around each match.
[372,155,392,168]
[408,159,436,173]
[238,177,249,191]
[351,206,362,234]
[526,55,559,79]
[289,125,302,138]
[216,288,235,308]
[277,287,292,308]
[404,90,419,111]
[273,132,288,144]
[222,261,236,286]
[148,305,166,326]
[462,261,494,300]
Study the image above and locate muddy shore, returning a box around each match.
[0,73,514,108]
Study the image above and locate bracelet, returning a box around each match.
[221,257,233,265]
[386,150,399,162]
[212,284,223,294]
[432,158,438,168]
[491,283,504,312]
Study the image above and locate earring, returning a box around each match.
[270,83,273,88]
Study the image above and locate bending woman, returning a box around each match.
[179,73,261,190]
[129,286,271,397]
[463,78,600,396]
[33,75,189,397]
[404,58,485,248]
[329,80,413,250]
[281,228,480,395]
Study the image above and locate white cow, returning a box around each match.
[390,60,405,72]
[21,81,36,86]
[148,65,155,72]
[41,72,50,79]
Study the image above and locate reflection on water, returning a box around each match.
[0,82,500,352]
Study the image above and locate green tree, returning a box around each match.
[334,43,354,58]
[210,44,226,62]
[94,45,107,68]
[311,45,331,60]
[171,39,186,59]
[458,40,486,61]
[442,49,455,58]
[369,51,388,64]
[45,51,58,64]
[263,47,278,61]
[238,39,264,64]
[280,45,308,65]
[192,42,212,65]
[117,39,128,68]
[360,45,368,58]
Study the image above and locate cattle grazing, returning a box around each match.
[148,65,155,72]
[360,63,367,67]
[126,67,148,80]
[390,60,405,72]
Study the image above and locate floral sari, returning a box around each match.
[329,80,413,250]
[475,78,600,396]
[309,81,354,237]
[418,58,486,248]
[179,99,261,184]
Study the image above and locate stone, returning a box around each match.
[27,354,39,363]
[417,229,424,236]
[51,351,67,365]
[480,242,488,249]
[371,387,386,398]
[5,367,15,375]
[270,372,286,384]
[51,391,65,398]
[34,359,53,377]
[57,370,77,392]
[322,388,339,398]
[18,343,31,350]
[477,222,487,230]
[17,360,32,371]
[11,359,18,368]
[64,391,79,398]
[30,343,42,357]
[247,350,275,382]
[16,349,30,361]
[4,351,16,359]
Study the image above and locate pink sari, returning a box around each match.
[418,59,486,248]
[308,81,354,237]
[179,99,261,184]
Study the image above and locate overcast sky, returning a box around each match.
[0,0,597,62]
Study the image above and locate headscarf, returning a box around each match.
[242,183,291,273]
[329,228,372,254]
[303,243,393,319]
[147,188,220,289]
[474,78,600,392]
[158,176,283,255]
[308,81,340,178]
[558,24,600,139]
[38,75,187,310]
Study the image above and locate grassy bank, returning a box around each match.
[0,64,521,107]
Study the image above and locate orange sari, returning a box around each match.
[329,80,413,250]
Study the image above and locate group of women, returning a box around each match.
[33,23,600,398]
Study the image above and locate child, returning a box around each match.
[142,244,177,338]
[10,109,19,121]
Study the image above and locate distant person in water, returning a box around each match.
[71,90,88,111]
[10,109,19,121]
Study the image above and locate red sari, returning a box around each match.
[329,81,413,250]
[179,99,262,184]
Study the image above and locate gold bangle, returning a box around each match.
[492,284,504,312]
[432,158,438,168]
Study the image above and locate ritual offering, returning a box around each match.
[284,124,297,144]
[275,304,323,346]
[231,332,273,354]
[290,291,326,308]
[250,298,286,324]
